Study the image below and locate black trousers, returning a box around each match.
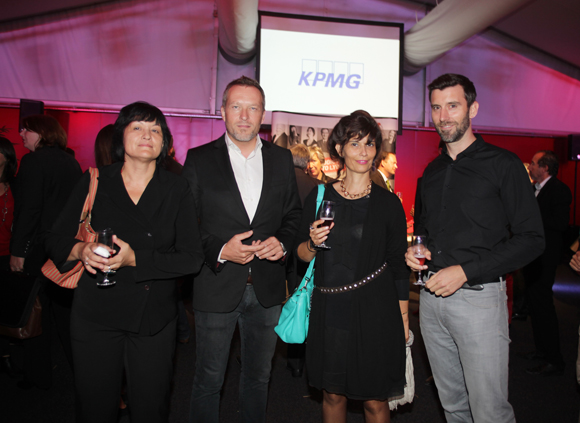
[22,278,73,389]
[71,310,176,423]
[523,256,564,366]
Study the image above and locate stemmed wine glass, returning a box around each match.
[412,235,427,286]
[95,228,116,287]
[314,200,335,250]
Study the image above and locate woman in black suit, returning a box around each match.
[46,102,204,423]
[11,115,82,389]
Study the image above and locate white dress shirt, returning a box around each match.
[535,175,551,197]
[218,133,264,262]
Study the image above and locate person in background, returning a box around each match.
[296,110,409,423]
[47,101,204,423]
[308,145,333,184]
[371,151,397,193]
[290,144,321,204]
[0,135,19,377]
[521,150,571,376]
[319,128,330,153]
[10,114,82,390]
[303,126,318,147]
[289,125,301,147]
[0,136,17,269]
[94,124,115,168]
[569,250,580,423]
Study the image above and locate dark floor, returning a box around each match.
[3,264,580,423]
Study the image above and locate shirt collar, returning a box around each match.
[440,134,485,161]
[378,169,389,183]
[225,132,262,158]
[536,175,552,190]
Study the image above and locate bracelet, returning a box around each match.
[308,239,317,252]
[401,311,408,315]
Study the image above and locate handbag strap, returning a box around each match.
[79,168,99,222]
[298,184,326,291]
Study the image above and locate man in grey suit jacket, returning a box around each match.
[183,76,301,423]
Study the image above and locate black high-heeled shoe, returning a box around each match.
[1,355,22,378]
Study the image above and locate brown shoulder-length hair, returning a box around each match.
[21,115,67,150]
[94,124,115,167]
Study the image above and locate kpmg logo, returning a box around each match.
[298,60,364,89]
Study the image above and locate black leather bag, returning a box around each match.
[0,270,41,328]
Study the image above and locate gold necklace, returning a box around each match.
[340,179,372,199]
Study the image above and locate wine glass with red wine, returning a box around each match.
[314,200,335,250]
[412,235,427,286]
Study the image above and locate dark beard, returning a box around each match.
[436,113,471,144]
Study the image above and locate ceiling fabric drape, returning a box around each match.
[403,0,534,74]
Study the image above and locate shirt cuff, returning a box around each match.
[217,244,227,264]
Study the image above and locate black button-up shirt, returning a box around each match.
[417,135,545,285]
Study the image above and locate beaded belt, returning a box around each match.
[315,262,387,294]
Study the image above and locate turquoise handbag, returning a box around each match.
[275,184,325,344]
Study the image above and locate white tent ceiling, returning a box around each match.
[416,0,580,69]
[2,0,579,69]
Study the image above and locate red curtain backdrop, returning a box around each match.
[1,106,577,225]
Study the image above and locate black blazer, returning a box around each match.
[182,136,302,312]
[535,176,572,264]
[11,146,82,273]
[46,163,204,334]
[294,168,320,206]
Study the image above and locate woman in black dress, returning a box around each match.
[46,102,204,423]
[296,110,409,423]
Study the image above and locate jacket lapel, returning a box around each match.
[537,176,555,202]
[214,136,251,224]
[252,140,272,224]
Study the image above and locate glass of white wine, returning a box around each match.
[95,228,115,287]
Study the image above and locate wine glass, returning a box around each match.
[314,200,335,250]
[412,235,427,286]
[95,228,115,287]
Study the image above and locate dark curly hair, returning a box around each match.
[328,110,382,168]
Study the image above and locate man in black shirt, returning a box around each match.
[406,74,544,423]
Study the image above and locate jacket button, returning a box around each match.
[144,285,150,291]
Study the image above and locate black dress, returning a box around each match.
[297,183,409,400]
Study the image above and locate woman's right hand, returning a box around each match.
[70,241,115,275]
[309,218,334,246]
